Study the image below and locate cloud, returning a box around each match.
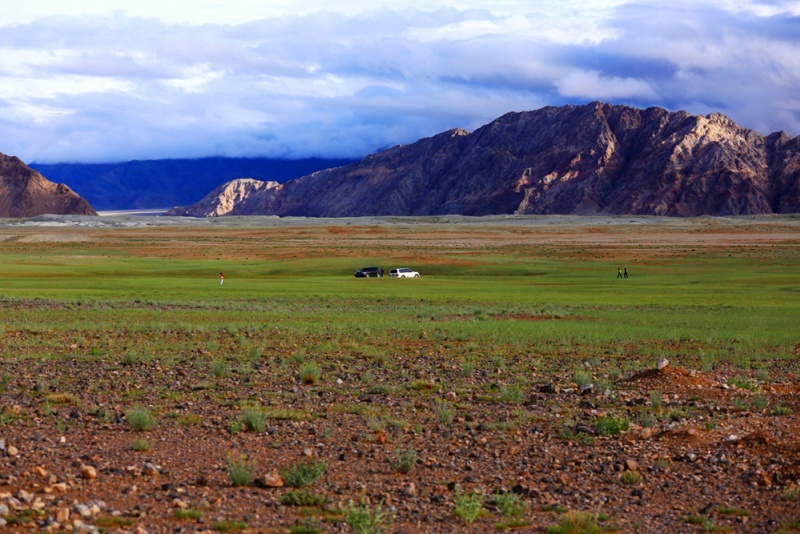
[0,1,798,163]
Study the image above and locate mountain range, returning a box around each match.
[29,157,353,211]
[168,102,800,218]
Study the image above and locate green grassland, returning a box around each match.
[0,218,798,372]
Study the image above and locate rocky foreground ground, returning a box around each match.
[1,349,798,533]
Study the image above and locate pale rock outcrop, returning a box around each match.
[168,178,280,217]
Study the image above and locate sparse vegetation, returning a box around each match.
[126,406,157,431]
[454,491,484,524]
[227,453,256,487]
[279,459,327,488]
[345,499,392,534]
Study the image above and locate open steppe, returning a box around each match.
[0,214,799,533]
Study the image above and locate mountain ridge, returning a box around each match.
[168,102,800,218]
[0,153,97,217]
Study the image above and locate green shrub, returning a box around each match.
[241,404,267,433]
[298,363,321,385]
[130,438,151,451]
[492,492,526,519]
[649,390,663,410]
[227,453,256,487]
[279,459,327,488]
[212,519,248,532]
[749,395,768,412]
[345,500,392,534]
[126,406,157,431]
[454,491,484,524]
[435,401,454,426]
[595,415,629,436]
[279,489,327,506]
[212,359,231,378]
[620,470,642,485]
[547,510,608,534]
[772,402,792,416]
[175,509,202,521]
[390,447,417,474]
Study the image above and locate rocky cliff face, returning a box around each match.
[169,103,800,217]
[168,178,280,217]
[0,153,97,217]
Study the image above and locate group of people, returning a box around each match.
[616,267,629,279]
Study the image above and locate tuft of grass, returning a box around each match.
[279,459,327,488]
[649,390,663,410]
[211,358,232,378]
[390,447,417,474]
[727,376,758,391]
[749,395,768,412]
[279,489,328,507]
[620,470,642,485]
[435,401,454,426]
[454,491,484,525]
[773,402,792,416]
[299,362,321,385]
[175,509,202,521]
[595,415,629,436]
[547,510,609,534]
[126,406,157,431]
[227,452,256,487]
[212,519,248,532]
[241,403,267,433]
[345,499,392,534]
[492,492,526,519]
[780,486,799,502]
[130,438,151,451]
[45,393,81,406]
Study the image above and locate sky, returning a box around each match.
[1,0,799,163]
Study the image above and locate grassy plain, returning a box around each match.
[0,214,798,532]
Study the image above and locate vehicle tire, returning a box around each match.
[414,274,419,278]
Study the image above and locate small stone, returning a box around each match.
[337,378,344,384]
[400,483,417,497]
[579,384,594,395]
[640,427,653,439]
[259,472,284,488]
[34,466,48,478]
[7,445,19,457]
[624,459,638,471]
[142,463,159,476]
[656,358,669,371]
[444,391,458,401]
[539,383,558,394]
[80,465,97,480]
[303,448,314,458]
[56,508,70,523]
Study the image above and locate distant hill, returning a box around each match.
[169,102,800,218]
[30,157,354,211]
[0,153,97,217]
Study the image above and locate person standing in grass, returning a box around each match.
[624,268,629,278]
[617,267,623,279]
[219,272,224,285]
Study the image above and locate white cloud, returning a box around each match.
[0,1,798,163]
[555,70,659,100]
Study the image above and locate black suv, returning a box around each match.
[355,266,384,278]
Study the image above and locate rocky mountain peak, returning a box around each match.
[168,102,800,218]
[0,153,97,217]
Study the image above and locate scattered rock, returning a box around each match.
[80,465,97,480]
[656,358,670,370]
[258,473,284,488]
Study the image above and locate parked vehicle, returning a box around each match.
[355,266,384,278]
[390,268,420,278]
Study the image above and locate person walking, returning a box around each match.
[617,267,623,279]
[219,272,224,285]
[623,268,629,279]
